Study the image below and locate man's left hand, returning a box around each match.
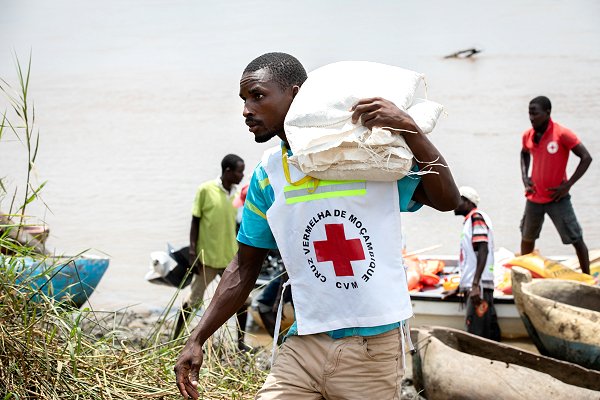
[548,181,571,202]
[351,97,419,134]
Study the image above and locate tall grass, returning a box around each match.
[0,263,266,399]
[0,55,266,399]
[0,52,46,229]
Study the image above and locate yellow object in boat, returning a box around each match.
[496,270,512,295]
[505,252,596,285]
[443,275,460,291]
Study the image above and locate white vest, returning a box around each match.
[459,209,495,290]
[263,146,413,335]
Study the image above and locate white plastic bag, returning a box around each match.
[145,244,193,288]
[284,61,444,181]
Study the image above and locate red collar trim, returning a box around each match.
[464,208,479,222]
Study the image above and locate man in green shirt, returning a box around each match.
[173,154,247,350]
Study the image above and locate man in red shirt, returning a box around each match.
[520,96,593,274]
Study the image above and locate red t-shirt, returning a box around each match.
[522,119,580,203]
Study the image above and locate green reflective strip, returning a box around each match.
[258,177,270,190]
[286,189,366,204]
[245,200,267,219]
[283,179,364,193]
[284,181,366,204]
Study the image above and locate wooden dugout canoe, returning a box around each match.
[511,266,600,370]
[410,326,600,400]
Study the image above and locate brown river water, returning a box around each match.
[1,0,599,310]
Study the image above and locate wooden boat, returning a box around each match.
[409,255,527,338]
[511,266,600,370]
[409,288,525,338]
[411,326,600,400]
[0,212,50,255]
[9,255,110,308]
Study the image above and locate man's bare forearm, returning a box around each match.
[348,97,458,211]
[188,243,268,345]
[472,242,489,288]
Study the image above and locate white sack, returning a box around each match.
[284,61,444,181]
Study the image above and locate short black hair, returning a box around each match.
[243,52,308,90]
[530,96,552,113]
[221,154,243,173]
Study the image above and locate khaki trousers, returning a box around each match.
[184,265,223,307]
[256,328,405,400]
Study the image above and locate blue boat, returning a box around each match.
[512,266,600,371]
[9,256,110,308]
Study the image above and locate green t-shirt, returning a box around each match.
[192,179,238,269]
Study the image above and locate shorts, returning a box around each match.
[256,329,405,400]
[520,195,583,244]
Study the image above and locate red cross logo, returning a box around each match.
[313,223,365,276]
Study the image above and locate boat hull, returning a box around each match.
[12,256,109,308]
[410,290,526,338]
[512,266,600,370]
[411,326,600,400]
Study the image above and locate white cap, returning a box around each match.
[459,186,480,206]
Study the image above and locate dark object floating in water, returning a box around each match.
[444,48,482,59]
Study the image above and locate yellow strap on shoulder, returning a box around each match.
[281,146,320,193]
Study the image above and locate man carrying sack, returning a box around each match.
[174,53,459,399]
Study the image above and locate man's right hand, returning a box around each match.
[523,177,535,195]
[174,341,204,399]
